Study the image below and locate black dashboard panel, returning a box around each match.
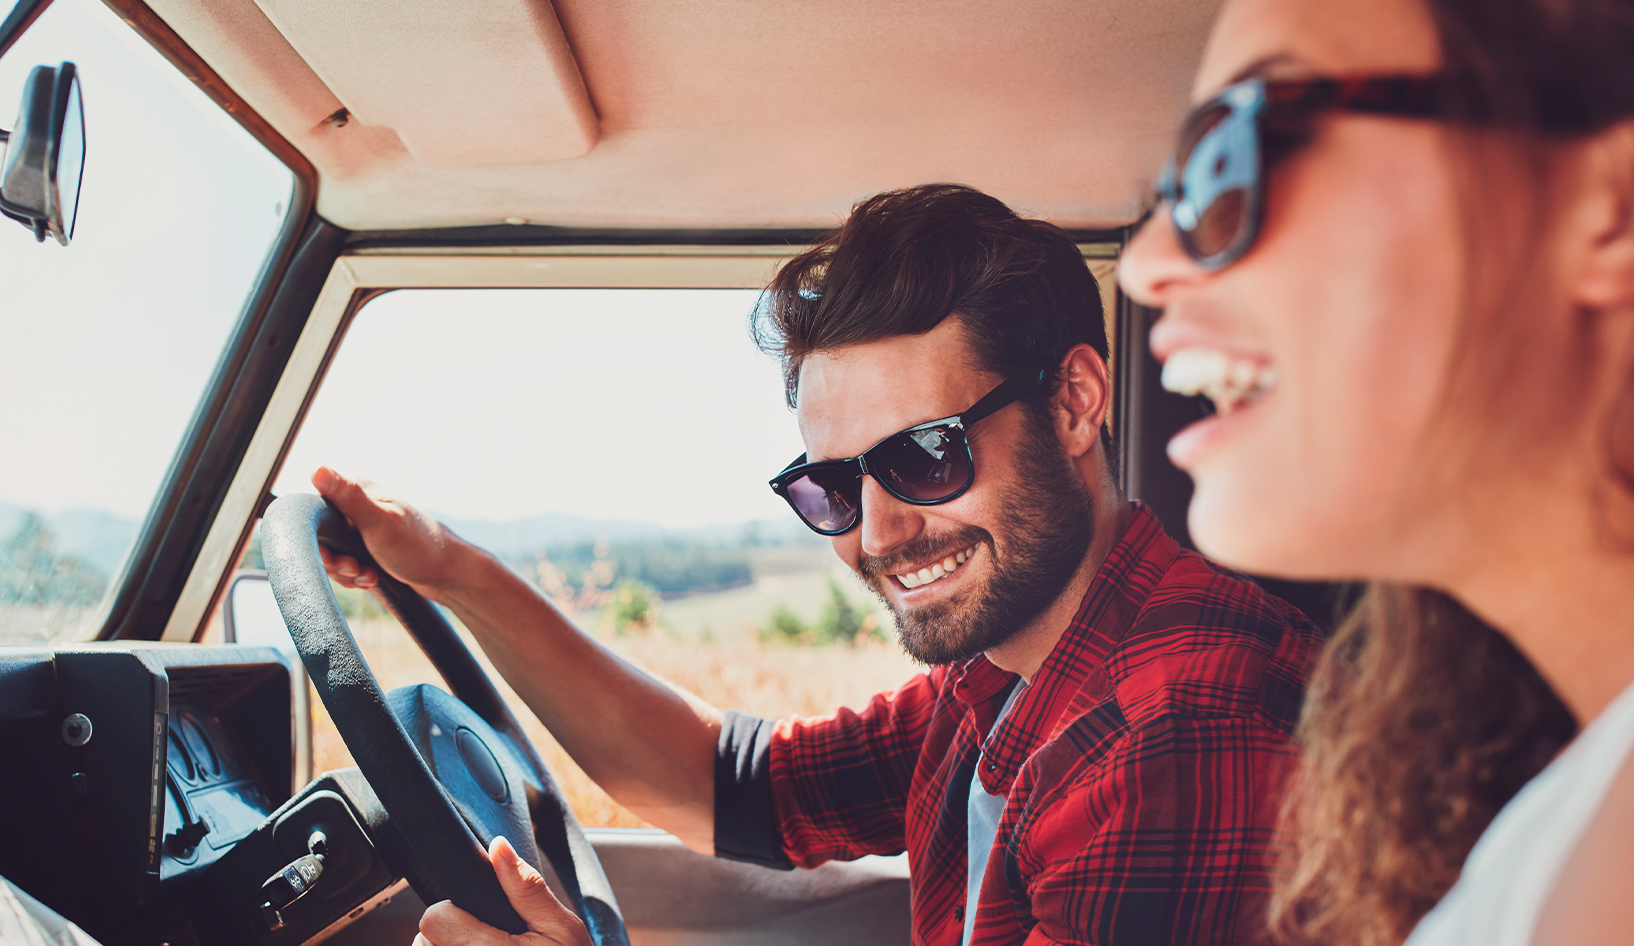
[160,676,284,878]
[0,644,294,932]
[2,643,407,946]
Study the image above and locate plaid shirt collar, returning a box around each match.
[949,502,1181,794]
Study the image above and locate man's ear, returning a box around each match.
[1569,122,1634,309]
[1052,343,1112,459]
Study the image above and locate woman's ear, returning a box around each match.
[1568,122,1634,309]
[1052,343,1112,459]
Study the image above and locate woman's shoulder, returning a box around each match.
[1410,678,1634,946]
[1530,681,1634,946]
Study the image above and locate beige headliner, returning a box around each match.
[143,0,1218,232]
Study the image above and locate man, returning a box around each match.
[318,184,1321,946]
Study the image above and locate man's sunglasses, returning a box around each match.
[769,368,1048,536]
[1156,74,1452,270]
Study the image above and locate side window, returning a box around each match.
[263,288,919,827]
[0,0,294,643]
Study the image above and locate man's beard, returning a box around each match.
[857,408,1096,666]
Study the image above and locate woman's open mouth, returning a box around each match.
[1158,347,1278,468]
[1160,347,1278,414]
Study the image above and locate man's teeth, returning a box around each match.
[896,545,976,590]
[1160,348,1277,413]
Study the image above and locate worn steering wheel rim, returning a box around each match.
[260,493,628,945]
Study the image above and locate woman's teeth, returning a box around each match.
[896,544,977,590]
[1160,348,1278,414]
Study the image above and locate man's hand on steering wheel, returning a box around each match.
[312,466,465,598]
[263,491,632,944]
[415,837,591,946]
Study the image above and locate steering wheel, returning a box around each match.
[260,493,629,946]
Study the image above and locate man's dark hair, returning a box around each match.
[750,184,1110,437]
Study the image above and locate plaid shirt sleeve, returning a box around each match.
[990,711,1300,946]
[766,668,948,867]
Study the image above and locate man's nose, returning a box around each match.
[857,476,924,559]
[1117,207,1203,308]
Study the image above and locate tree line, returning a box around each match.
[0,513,108,607]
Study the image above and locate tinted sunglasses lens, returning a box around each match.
[873,426,971,502]
[1186,188,1247,260]
[785,469,860,533]
[1172,99,1257,263]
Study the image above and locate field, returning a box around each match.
[309,566,921,828]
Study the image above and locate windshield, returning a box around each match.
[258,288,918,826]
[0,0,294,644]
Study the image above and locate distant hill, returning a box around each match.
[435,512,671,558]
[431,511,816,561]
[0,502,139,578]
[0,498,817,590]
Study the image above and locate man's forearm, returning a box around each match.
[430,540,721,853]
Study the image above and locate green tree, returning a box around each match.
[534,537,751,598]
[762,604,808,643]
[604,579,661,635]
[0,512,108,607]
[238,533,264,570]
[330,582,389,621]
[817,577,880,645]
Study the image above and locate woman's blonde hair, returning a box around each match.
[1269,587,1575,946]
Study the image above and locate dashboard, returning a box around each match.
[0,643,403,946]
[161,687,279,879]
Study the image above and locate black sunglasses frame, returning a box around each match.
[769,367,1050,536]
[1156,74,1453,270]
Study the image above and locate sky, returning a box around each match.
[0,0,292,519]
[0,0,807,532]
[270,288,808,528]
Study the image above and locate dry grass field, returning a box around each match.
[310,581,921,828]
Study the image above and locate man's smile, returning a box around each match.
[893,542,980,590]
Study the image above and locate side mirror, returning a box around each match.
[224,570,314,791]
[0,61,84,245]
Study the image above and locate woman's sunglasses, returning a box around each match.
[769,367,1048,536]
[1156,74,1452,270]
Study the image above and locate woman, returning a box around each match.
[1118,0,1634,944]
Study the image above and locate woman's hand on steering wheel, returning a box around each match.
[415,837,592,946]
[311,466,465,598]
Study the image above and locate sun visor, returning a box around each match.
[248,0,598,165]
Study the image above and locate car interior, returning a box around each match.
[0,0,1347,943]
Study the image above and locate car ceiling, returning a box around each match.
[141,0,1219,232]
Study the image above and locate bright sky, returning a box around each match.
[271,288,808,527]
[0,0,292,519]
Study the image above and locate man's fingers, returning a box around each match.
[488,837,590,944]
[416,844,591,946]
[308,465,454,596]
[312,466,391,530]
[418,900,512,946]
[316,543,379,589]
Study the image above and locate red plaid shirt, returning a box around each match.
[715,503,1322,945]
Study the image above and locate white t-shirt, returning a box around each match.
[964,682,1026,946]
[1405,675,1634,945]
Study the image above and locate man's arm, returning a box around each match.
[312,467,720,853]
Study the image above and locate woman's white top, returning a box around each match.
[1405,676,1634,945]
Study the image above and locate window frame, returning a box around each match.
[0,0,325,641]
[157,243,1121,642]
